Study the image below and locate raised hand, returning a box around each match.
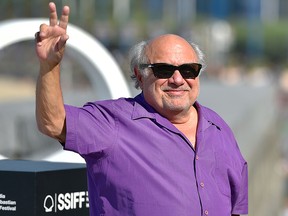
[35,2,69,142]
[35,2,70,69]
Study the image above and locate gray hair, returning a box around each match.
[129,38,206,89]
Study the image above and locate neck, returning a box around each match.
[169,106,198,148]
[165,105,197,124]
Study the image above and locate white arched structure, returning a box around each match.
[0,18,131,99]
[0,19,132,163]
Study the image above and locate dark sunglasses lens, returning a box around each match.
[152,65,174,78]
[180,64,200,78]
[150,63,202,79]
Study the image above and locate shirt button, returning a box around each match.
[200,182,205,188]
[196,155,199,160]
[204,210,209,215]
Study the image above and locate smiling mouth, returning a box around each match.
[164,89,187,96]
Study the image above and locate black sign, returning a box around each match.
[0,160,89,216]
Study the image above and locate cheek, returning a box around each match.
[188,78,199,88]
[190,80,200,97]
[142,76,163,91]
[142,79,165,101]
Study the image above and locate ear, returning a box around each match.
[134,67,143,89]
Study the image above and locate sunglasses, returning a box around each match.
[139,63,202,79]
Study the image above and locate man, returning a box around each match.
[35,2,248,216]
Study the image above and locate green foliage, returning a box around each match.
[263,21,288,63]
[232,20,288,66]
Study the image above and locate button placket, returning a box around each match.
[195,151,209,216]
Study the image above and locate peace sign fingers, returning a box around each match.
[49,2,58,27]
[59,6,70,30]
[48,2,70,30]
[35,2,70,65]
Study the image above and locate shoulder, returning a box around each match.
[80,97,136,119]
[85,97,135,109]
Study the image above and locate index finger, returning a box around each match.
[49,2,58,26]
[59,5,70,30]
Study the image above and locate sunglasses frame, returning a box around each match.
[139,63,202,79]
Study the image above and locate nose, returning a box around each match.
[168,70,185,85]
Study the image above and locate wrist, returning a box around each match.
[39,62,60,75]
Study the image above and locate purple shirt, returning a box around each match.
[64,93,248,216]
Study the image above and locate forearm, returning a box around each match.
[36,63,66,142]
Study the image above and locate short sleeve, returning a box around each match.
[64,103,117,157]
[231,161,248,215]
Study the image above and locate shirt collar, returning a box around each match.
[194,101,222,131]
[131,93,180,132]
[132,93,158,120]
[131,93,222,131]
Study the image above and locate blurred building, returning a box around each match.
[1,0,288,70]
